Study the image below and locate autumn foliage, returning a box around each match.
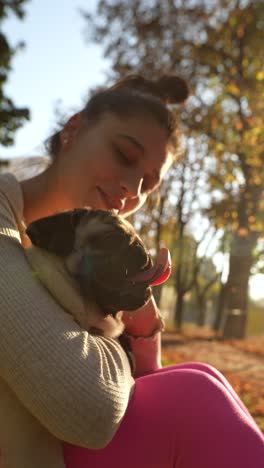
[84,0,264,337]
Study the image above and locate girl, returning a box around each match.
[0,75,263,467]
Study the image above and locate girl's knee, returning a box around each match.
[139,367,226,407]
[165,361,225,383]
[184,361,223,377]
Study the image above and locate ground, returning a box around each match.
[161,329,264,432]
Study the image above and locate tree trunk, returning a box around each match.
[213,282,226,332]
[197,296,206,327]
[174,290,185,330]
[223,233,256,339]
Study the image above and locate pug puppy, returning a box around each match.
[25,209,171,340]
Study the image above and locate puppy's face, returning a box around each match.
[26,209,153,314]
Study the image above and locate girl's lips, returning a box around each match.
[97,187,124,212]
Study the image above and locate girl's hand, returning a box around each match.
[122,295,165,338]
[122,248,170,337]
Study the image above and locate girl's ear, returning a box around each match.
[26,209,86,256]
[60,112,83,150]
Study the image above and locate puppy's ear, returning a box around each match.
[26,209,86,256]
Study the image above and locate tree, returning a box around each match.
[131,140,212,329]
[0,0,30,147]
[194,257,221,327]
[130,170,174,306]
[83,0,264,338]
[168,145,210,329]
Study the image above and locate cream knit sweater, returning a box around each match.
[0,173,135,467]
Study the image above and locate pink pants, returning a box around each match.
[63,362,264,468]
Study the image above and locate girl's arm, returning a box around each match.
[0,173,134,449]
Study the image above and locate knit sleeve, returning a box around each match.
[0,173,134,449]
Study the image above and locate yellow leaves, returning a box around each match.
[247,134,258,146]
[248,175,263,186]
[216,221,226,229]
[242,58,249,68]
[248,157,262,168]
[238,228,249,237]
[226,173,237,183]
[231,214,263,236]
[259,200,264,212]
[229,16,237,27]
[243,128,264,157]
[256,71,264,81]
[236,25,245,39]
[226,82,240,96]
[248,216,258,232]
[235,120,243,131]
[252,127,262,136]
[216,142,225,152]
[232,221,239,232]
[250,220,263,233]
[211,117,218,129]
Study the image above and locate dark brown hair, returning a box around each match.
[46,74,189,159]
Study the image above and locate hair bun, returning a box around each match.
[112,74,189,105]
[155,75,189,104]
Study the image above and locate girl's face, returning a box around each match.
[53,112,172,216]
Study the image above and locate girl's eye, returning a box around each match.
[115,146,133,166]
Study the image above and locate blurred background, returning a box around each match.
[1,0,264,430]
[1,0,263,338]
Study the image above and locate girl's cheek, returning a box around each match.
[122,194,147,217]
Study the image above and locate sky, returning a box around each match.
[1,0,109,158]
[1,0,264,301]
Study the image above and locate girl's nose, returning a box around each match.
[121,173,144,198]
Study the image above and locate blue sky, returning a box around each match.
[1,0,109,158]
